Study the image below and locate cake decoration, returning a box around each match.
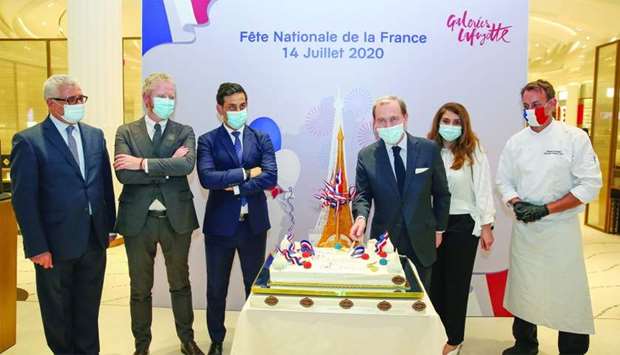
[349,245,366,258]
[270,234,407,289]
[300,239,315,256]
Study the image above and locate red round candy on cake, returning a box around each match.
[378,251,387,258]
[361,253,370,260]
[302,251,312,258]
[303,261,312,269]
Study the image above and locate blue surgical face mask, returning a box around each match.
[152,97,175,120]
[438,124,462,142]
[227,109,248,130]
[377,123,405,145]
[63,104,85,123]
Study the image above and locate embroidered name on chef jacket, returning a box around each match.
[544,150,564,155]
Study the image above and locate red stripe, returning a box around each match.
[485,269,512,317]
[191,0,211,24]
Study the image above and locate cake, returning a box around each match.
[268,233,408,291]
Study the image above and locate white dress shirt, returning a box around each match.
[223,124,248,215]
[144,115,168,211]
[441,145,495,236]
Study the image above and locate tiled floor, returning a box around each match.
[7,223,620,354]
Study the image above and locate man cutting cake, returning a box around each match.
[350,95,451,290]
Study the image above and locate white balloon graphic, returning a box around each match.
[275,149,301,188]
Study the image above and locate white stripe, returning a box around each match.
[173,0,198,26]
[163,0,198,42]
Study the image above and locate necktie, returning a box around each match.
[392,146,405,194]
[232,131,243,163]
[66,125,80,166]
[152,123,162,155]
[232,131,247,207]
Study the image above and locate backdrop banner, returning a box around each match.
[142,0,527,315]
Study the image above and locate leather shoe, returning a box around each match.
[133,350,149,355]
[181,340,205,355]
[207,342,223,355]
[502,344,538,354]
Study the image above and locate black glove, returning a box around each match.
[513,201,549,223]
[512,201,532,220]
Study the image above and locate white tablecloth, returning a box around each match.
[230,262,447,355]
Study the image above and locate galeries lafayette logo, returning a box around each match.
[446,10,512,46]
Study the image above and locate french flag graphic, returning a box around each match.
[142,0,213,55]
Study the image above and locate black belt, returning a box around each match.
[239,213,249,222]
[148,210,167,218]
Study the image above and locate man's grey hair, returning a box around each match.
[43,74,81,100]
[372,95,408,118]
[143,72,175,96]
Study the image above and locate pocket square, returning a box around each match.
[415,167,429,174]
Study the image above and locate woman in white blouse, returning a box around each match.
[427,102,495,355]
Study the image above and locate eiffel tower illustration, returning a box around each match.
[315,91,354,248]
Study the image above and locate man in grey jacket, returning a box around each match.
[114,73,203,355]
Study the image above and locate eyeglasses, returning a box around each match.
[51,95,88,105]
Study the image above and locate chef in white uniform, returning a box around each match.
[496,79,601,355]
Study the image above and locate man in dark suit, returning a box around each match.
[350,96,450,290]
[114,73,203,355]
[197,82,277,355]
[10,74,116,354]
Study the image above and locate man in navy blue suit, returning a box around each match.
[10,74,116,354]
[197,83,277,355]
[350,96,451,291]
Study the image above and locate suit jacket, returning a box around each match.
[10,116,116,260]
[197,124,277,237]
[352,133,450,266]
[114,118,199,237]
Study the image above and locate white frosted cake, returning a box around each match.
[269,235,408,290]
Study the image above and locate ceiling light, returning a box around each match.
[559,91,568,100]
[16,17,38,38]
[569,41,581,53]
[530,16,577,36]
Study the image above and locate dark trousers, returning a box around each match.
[512,317,590,354]
[390,223,432,291]
[430,214,478,346]
[205,220,266,343]
[35,228,106,355]
[124,214,194,351]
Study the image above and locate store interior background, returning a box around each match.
[0,1,619,354]
[1,0,620,231]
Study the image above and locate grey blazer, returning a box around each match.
[114,118,199,237]
[352,133,451,267]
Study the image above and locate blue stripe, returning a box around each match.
[142,0,173,55]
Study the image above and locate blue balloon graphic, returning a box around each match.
[249,116,282,151]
